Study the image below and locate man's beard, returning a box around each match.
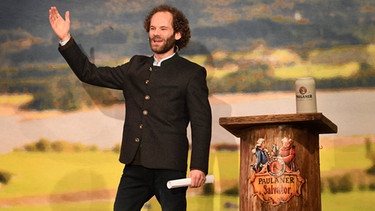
[149,34,176,54]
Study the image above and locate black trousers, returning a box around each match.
[114,165,187,211]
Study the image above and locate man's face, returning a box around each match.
[148,12,181,56]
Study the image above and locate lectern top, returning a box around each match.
[219,113,337,137]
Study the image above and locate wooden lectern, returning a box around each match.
[219,113,337,211]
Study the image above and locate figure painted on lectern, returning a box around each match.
[251,138,269,173]
[249,136,304,206]
[279,137,297,172]
[251,136,297,174]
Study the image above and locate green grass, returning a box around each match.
[0,151,239,198]
[0,201,113,211]
[209,151,239,180]
[2,191,373,211]
[273,62,359,80]
[0,152,123,198]
[0,195,239,211]
[1,144,375,210]
[185,55,210,66]
[0,94,33,106]
[194,45,374,81]
[320,143,374,172]
[322,191,375,211]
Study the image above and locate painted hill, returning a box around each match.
[1,0,375,66]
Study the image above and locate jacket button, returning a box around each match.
[145,95,150,100]
[145,80,150,85]
[149,67,153,72]
[139,124,143,129]
[134,138,140,143]
[142,110,148,115]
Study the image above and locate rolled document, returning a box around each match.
[167,175,214,189]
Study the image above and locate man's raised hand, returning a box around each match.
[49,6,71,42]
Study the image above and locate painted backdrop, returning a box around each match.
[1,0,375,210]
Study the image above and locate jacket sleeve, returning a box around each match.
[58,38,126,90]
[187,66,212,174]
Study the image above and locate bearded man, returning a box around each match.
[49,4,212,211]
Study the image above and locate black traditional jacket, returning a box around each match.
[59,38,212,174]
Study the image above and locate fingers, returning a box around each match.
[49,6,68,23]
[48,6,71,41]
[49,7,58,20]
[49,7,60,25]
[65,10,70,23]
[189,170,206,188]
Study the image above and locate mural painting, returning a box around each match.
[250,137,304,206]
[1,0,375,210]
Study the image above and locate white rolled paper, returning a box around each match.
[167,175,214,189]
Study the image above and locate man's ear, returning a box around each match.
[175,32,182,40]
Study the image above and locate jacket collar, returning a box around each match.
[151,53,179,67]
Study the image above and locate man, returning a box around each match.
[279,137,296,172]
[49,4,212,211]
[251,138,269,173]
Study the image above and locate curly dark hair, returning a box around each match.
[144,4,191,50]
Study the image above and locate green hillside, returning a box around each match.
[2,0,375,110]
[1,141,375,210]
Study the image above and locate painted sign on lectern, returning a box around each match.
[249,137,305,206]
